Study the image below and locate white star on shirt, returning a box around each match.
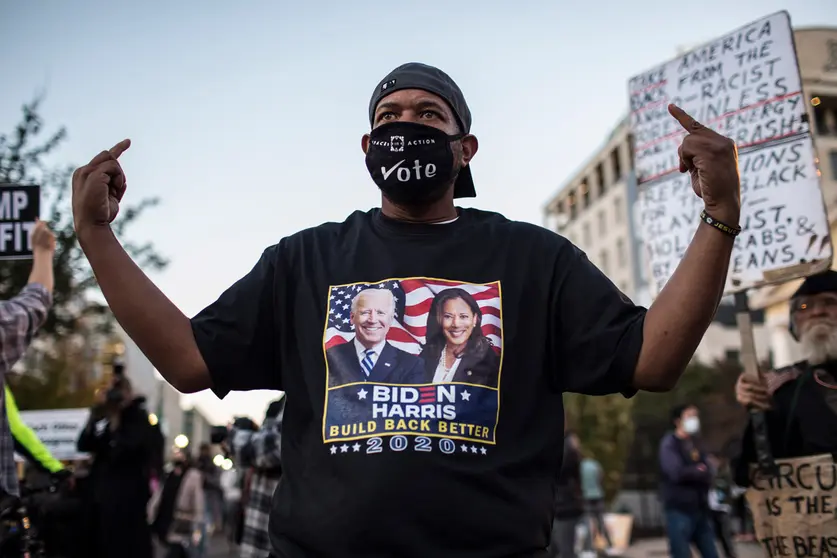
[330,446,337,455]
[342,304,349,310]
[480,447,487,455]
[378,283,386,288]
[357,388,368,400]
[461,444,469,453]
[352,443,361,452]
[461,390,471,401]
[470,446,478,454]
[340,444,349,453]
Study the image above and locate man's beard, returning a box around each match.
[799,318,837,365]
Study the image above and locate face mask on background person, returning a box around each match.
[365,121,464,206]
[682,416,701,435]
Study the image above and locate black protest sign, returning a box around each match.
[746,453,837,557]
[0,184,40,260]
[628,11,832,297]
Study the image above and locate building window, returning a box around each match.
[581,179,590,208]
[812,95,837,137]
[596,163,606,196]
[628,135,635,169]
[614,197,623,224]
[830,149,837,180]
[599,249,609,274]
[598,210,606,236]
[569,191,577,219]
[583,222,591,247]
[617,238,626,267]
[611,147,622,181]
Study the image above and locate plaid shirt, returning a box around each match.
[0,283,52,496]
[237,417,282,558]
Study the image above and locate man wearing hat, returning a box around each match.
[734,270,837,483]
[71,62,742,556]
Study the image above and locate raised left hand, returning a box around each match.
[669,104,741,225]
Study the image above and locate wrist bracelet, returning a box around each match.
[700,209,741,237]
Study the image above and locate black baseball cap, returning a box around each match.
[368,62,476,199]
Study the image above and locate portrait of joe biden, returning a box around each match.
[326,288,425,387]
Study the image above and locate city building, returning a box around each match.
[750,27,837,367]
[542,103,772,366]
[543,27,837,367]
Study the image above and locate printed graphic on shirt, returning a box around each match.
[322,278,504,446]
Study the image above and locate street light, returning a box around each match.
[148,413,158,426]
[213,454,225,467]
[174,434,189,449]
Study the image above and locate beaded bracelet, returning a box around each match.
[700,209,741,238]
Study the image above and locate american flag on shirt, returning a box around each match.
[324,279,502,355]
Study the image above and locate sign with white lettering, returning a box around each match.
[0,184,40,260]
[628,11,831,296]
[15,408,90,462]
[745,454,837,557]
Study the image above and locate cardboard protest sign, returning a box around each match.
[745,453,837,557]
[0,183,40,260]
[628,11,832,297]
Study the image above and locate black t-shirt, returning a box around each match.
[191,208,646,558]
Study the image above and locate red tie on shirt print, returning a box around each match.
[321,277,505,451]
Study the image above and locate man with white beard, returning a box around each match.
[734,270,837,484]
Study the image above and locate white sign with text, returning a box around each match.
[14,408,90,462]
[628,11,831,296]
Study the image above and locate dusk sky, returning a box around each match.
[2,0,834,423]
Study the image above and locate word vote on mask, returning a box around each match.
[365,122,464,205]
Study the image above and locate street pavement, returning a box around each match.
[624,537,764,557]
[203,536,768,557]
[206,536,239,558]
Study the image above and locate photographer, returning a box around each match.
[77,368,155,558]
[230,396,285,558]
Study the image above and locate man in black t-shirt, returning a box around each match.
[70,62,742,557]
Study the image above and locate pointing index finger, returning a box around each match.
[668,104,699,132]
[108,139,131,159]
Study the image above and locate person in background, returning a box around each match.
[579,449,613,554]
[231,396,285,558]
[77,373,155,558]
[707,454,736,558]
[197,442,224,533]
[734,271,837,485]
[148,449,205,558]
[659,404,718,558]
[219,464,243,549]
[551,428,583,558]
[0,220,54,504]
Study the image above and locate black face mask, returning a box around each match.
[365,122,464,205]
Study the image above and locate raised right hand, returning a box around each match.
[735,372,771,411]
[71,140,131,234]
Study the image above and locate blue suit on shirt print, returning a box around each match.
[326,341,425,387]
